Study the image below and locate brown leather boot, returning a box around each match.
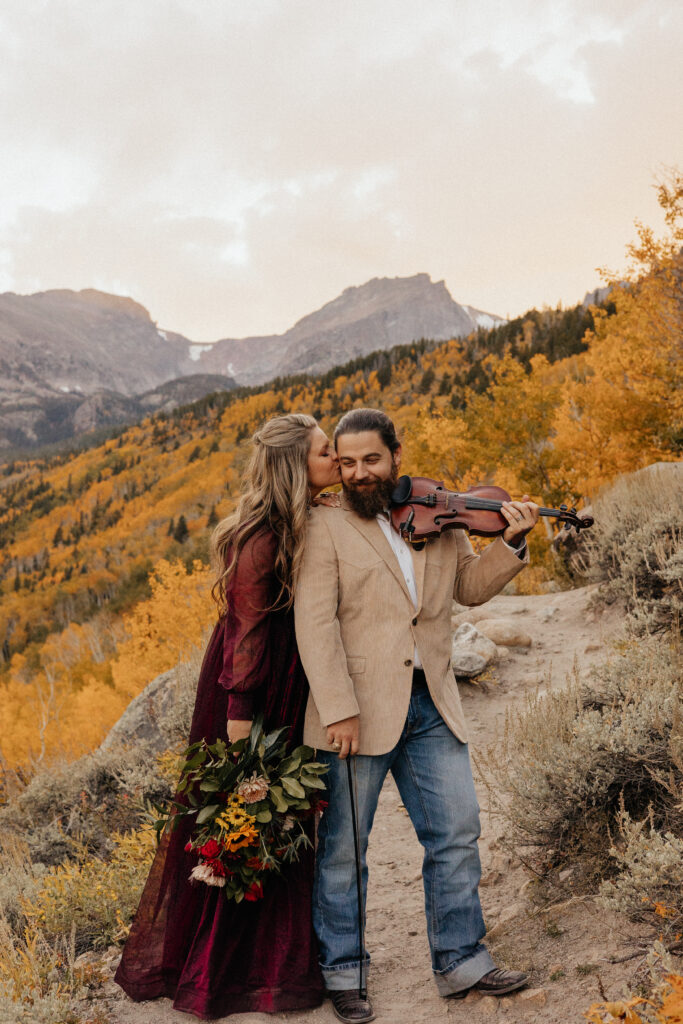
[329,990,376,1022]
[450,967,529,999]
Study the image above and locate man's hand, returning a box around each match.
[326,715,360,759]
[227,719,253,743]
[501,495,540,546]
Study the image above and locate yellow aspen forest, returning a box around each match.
[0,173,681,778]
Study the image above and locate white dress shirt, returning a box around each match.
[376,511,423,668]
[376,512,528,672]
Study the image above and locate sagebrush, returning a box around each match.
[477,634,682,889]
[580,464,683,634]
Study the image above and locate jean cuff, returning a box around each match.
[434,946,496,996]
[321,959,371,992]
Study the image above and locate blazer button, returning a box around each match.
[411,617,417,626]
[404,658,412,666]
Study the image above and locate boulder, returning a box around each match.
[475,618,532,648]
[98,668,178,755]
[452,622,499,663]
[450,650,487,678]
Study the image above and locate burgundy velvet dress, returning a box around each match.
[115,529,324,1019]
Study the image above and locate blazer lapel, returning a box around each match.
[341,503,412,603]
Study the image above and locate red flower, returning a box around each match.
[205,858,227,877]
[244,881,264,902]
[199,839,221,859]
[245,857,263,870]
[184,841,193,852]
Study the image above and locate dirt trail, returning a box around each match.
[102,585,656,1024]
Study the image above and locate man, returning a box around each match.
[294,408,540,1024]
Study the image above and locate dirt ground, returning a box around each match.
[100,585,673,1024]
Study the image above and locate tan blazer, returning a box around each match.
[294,497,528,755]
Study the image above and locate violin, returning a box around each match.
[390,475,594,545]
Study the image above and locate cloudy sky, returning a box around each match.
[0,1,681,340]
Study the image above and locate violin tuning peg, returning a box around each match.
[560,504,568,512]
[570,506,577,515]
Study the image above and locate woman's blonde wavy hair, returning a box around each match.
[210,413,317,613]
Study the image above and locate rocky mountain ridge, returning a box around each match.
[194,273,503,384]
[0,274,502,450]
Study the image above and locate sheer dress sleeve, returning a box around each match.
[218,529,278,720]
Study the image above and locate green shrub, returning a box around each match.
[0,913,110,1024]
[22,829,156,954]
[599,811,683,941]
[477,634,682,889]
[0,743,173,867]
[581,464,683,634]
[0,836,45,931]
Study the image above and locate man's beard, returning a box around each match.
[344,466,399,519]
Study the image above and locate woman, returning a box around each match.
[115,413,341,1019]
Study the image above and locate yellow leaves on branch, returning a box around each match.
[111,558,214,699]
[585,974,683,1024]
[0,559,214,770]
[554,171,683,498]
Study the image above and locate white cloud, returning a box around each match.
[0,0,681,337]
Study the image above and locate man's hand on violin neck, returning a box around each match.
[501,495,540,546]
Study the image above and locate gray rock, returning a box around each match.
[98,669,178,755]
[452,622,499,664]
[475,617,533,648]
[451,650,487,678]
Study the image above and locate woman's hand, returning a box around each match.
[501,495,540,546]
[326,715,360,759]
[227,719,253,743]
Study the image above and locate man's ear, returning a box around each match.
[393,444,402,468]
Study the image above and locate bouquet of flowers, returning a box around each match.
[153,717,329,903]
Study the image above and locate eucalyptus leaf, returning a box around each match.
[281,777,305,798]
[255,809,272,823]
[199,779,221,792]
[196,803,220,824]
[269,785,288,812]
[278,754,302,775]
[300,774,327,790]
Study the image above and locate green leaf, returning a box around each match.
[290,744,315,760]
[278,753,302,775]
[255,809,272,823]
[300,774,327,790]
[235,889,244,903]
[196,803,220,824]
[199,778,221,792]
[281,777,305,798]
[184,749,208,770]
[269,785,288,812]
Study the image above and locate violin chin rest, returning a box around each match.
[391,475,413,506]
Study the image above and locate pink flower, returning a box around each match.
[190,863,226,887]
[237,772,270,803]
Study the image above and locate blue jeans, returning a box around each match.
[314,684,494,996]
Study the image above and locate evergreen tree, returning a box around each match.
[173,515,189,544]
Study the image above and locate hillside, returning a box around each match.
[0,175,681,774]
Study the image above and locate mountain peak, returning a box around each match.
[196,273,495,384]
